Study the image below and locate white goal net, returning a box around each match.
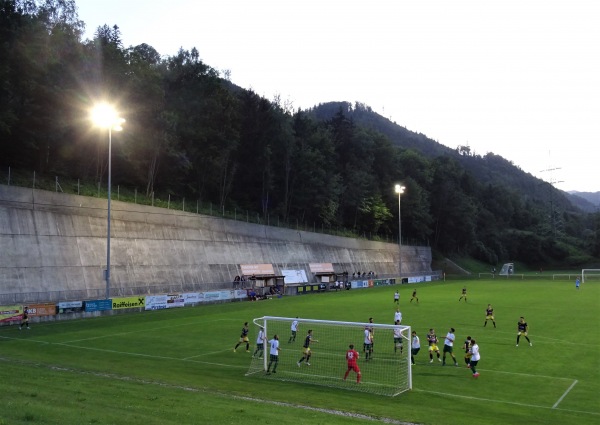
[498,263,514,276]
[246,316,412,396]
[582,269,600,284]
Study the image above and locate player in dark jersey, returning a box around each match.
[516,317,532,347]
[233,322,250,352]
[484,304,496,328]
[19,307,30,330]
[463,336,472,367]
[427,328,441,362]
[458,287,467,302]
[297,329,318,366]
[410,288,419,304]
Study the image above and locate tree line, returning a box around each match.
[1,0,598,266]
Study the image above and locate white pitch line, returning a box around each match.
[552,380,578,408]
[0,335,50,344]
[54,343,246,369]
[0,356,416,425]
[183,349,231,359]
[58,317,239,344]
[415,388,599,417]
[456,328,600,347]
[477,367,574,381]
[6,335,576,383]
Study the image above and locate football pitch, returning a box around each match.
[1,279,598,425]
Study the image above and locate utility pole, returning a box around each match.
[539,167,564,239]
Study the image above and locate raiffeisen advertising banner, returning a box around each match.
[112,296,145,310]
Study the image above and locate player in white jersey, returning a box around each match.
[442,327,458,366]
[411,331,420,365]
[394,308,402,324]
[252,326,267,358]
[393,320,403,354]
[266,335,280,374]
[288,318,299,343]
[363,327,373,361]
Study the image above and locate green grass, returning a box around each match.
[1,279,598,425]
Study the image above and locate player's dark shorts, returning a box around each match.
[443,344,453,353]
[394,337,403,346]
[411,347,420,356]
[363,343,372,352]
[269,354,278,363]
[256,343,264,350]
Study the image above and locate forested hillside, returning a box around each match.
[1,0,598,267]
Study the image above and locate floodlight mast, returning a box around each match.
[395,184,405,276]
[91,103,125,300]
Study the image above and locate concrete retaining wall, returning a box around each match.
[0,185,432,302]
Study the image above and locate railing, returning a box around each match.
[0,281,234,305]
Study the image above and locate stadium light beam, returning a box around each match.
[91,103,125,300]
[395,184,405,276]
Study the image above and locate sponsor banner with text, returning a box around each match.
[240,264,274,276]
[351,280,370,289]
[282,269,308,284]
[407,276,432,283]
[57,301,84,314]
[145,295,168,311]
[167,294,184,308]
[182,293,201,304]
[27,303,57,317]
[201,291,235,302]
[0,305,23,323]
[309,263,335,273]
[84,299,112,312]
[112,296,145,310]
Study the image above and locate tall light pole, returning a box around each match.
[92,103,124,299]
[395,184,405,277]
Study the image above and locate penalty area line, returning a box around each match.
[553,379,578,409]
[415,387,598,417]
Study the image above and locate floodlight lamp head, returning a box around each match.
[395,184,405,195]
[91,103,124,130]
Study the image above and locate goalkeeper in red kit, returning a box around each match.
[343,344,362,383]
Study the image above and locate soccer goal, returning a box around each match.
[582,269,600,284]
[498,263,514,276]
[246,316,412,396]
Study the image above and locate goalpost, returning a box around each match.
[582,269,600,284]
[498,263,514,276]
[246,316,412,396]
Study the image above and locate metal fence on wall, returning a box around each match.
[1,166,428,246]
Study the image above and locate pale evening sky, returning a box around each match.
[76,0,600,193]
